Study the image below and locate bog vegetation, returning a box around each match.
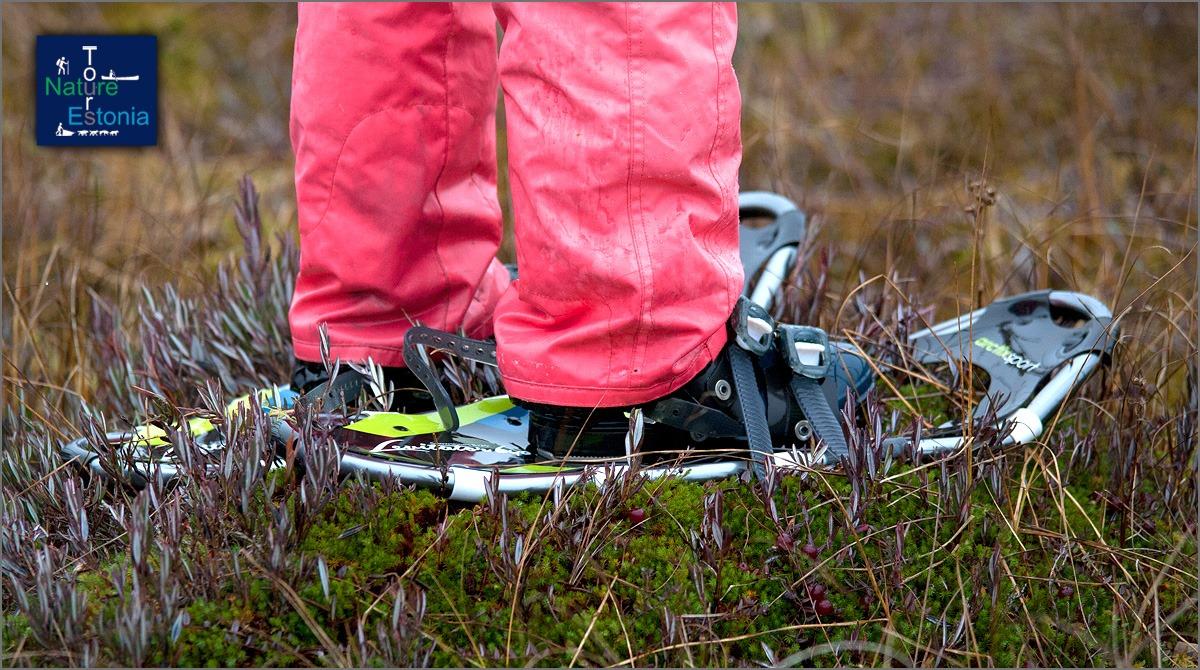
[3,4,1196,667]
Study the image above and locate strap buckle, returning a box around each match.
[730,297,776,356]
[777,324,831,379]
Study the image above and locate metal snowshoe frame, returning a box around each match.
[734,192,1118,459]
[895,289,1115,456]
[60,192,1117,499]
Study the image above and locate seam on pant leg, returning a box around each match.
[624,2,654,389]
[700,3,736,319]
[660,6,740,397]
[428,6,457,330]
[653,5,736,393]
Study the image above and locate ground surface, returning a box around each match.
[2,4,1197,667]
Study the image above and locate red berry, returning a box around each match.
[1057,585,1074,599]
[775,531,794,551]
[627,508,646,524]
[816,599,835,616]
[855,523,871,534]
[801,542,820,559]
[808,583,827,599]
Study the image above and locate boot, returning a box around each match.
[515,310,874,462]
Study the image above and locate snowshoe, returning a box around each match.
[60,192,1118,500]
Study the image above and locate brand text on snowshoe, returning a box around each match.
[372,439,523,454]
[973,337,1041,372]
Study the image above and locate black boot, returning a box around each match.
[515,303,876,464]
[290,361,434,413]
[514,344,753,460]
[516,402,636,460]
[513,346,747,462]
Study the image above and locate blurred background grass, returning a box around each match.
[3,2,1196,405]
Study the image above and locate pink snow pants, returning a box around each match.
[289,2,743,407]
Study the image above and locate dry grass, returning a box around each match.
[2,3,1196,667]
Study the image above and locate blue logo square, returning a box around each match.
[36,35,158,146]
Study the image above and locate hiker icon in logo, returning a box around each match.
[55,56,69,75]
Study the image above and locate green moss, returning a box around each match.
[2,613,31,654]
[44,460,1188,667]
[301,487,446,574]
[885,380,955,427]
[174,599,250,668]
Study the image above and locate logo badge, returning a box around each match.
[36,35,157,146]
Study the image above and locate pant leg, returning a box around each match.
[492,2,743,407]
[289,2,510,368]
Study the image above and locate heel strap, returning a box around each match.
[403,326,497,433]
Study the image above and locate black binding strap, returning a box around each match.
[777,324,848,462]
[402,326,497,433]
[789,378,847,462]
[727,298,779,480]
[644,398,746,439]
[729,347,773,481]
[302,366,371,412]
